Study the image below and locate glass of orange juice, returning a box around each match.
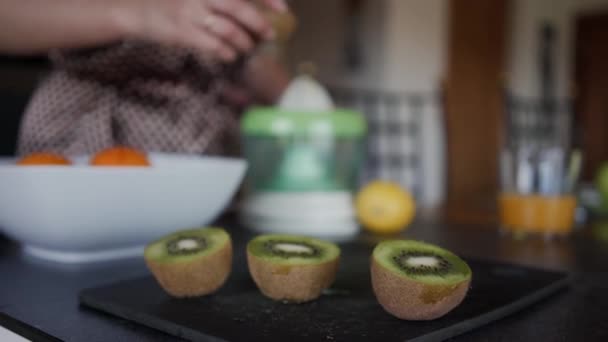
[499,96,579,237]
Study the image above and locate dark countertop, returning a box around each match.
[2,218,608,341]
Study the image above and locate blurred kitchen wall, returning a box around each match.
[286,0,608,110]
[381,0,447,93]
[286,0,447,93]
[285,0,386,90]
[508,0,608,99]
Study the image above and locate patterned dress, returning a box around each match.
[17,41,241,156]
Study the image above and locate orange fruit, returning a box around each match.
[355,181,416,234]
[17,152,71,166]
[90,146,150,166]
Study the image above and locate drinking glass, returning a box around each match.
[499,96,579,237]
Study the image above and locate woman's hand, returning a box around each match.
[126,0,287,62]
[0,0,287,61]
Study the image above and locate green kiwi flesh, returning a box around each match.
[371,240,472,320]
[247,234,340,264]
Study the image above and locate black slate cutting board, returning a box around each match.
[79,239,570,342]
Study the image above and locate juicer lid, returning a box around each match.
[242,70,366,138]
[241,107,366,138]
[277,73,335,111]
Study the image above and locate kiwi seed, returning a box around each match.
[391,251,452,276]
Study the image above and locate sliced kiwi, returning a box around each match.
[144,227,232,298]
[247,234,340,303]
[371,240,472,320]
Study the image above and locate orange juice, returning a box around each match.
[499,193,577,235]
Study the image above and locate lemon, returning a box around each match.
[355,181,416,234]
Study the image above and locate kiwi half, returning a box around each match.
[247,234,340,303]
[371,240,472,320]
[144,227,232,298]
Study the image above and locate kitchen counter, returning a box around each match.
[2,218,608,341]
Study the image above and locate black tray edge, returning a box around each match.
[411,275,573,342]
[0,312,63,342]
[79,293,226,342]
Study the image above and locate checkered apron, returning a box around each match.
[17,41,241,157]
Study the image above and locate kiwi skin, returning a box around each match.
[247,252,339,303]
[145,239,232,298]
[371,257,470,320]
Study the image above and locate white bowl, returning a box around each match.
[0,153,246,263]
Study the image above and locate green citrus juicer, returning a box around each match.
[240,73,367,240]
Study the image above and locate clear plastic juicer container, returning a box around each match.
[240,107,367,239]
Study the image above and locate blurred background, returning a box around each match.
[1,0,607,224]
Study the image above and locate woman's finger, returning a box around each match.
[199,14,254,53]
[181,27,237,62]
[258,0,288,13]
[207,0,273,40]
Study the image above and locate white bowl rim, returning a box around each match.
[0,152,246,171]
